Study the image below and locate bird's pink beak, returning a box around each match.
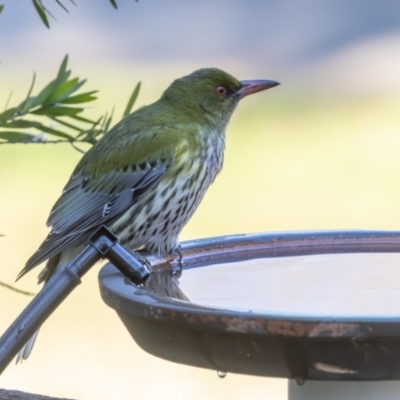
[237,79,280,98]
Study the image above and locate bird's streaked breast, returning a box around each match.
[111,128,226,255]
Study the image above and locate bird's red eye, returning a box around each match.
[215,86,226,96]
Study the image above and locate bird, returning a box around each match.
[16,68,279,361]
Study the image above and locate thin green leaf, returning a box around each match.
[70,141,86,154]
[123,81,141,118]
[30,79,57,109]
[19,73,37,113]
[44,78,80,104]
[76,116,103,138]
[83,129,103,140]
[104,115,113,132]
[18,97,37,114]
[0,5,4,14]
[59,91,98,104]
[103,107,114,133]
[32,106,83,117]
[82,138,98,145]
[25,73,36,102]
[0,131,37,142]
[50,116,84,132]
[4,91,13,110]
[36,125,75,140]
[76,131,96,142]
[68,114,96,124]
[55,0,69,13]
[0,119,75,141]
[2,120,42,129]
[32,0,50,28]
[0,108,18,124]
[29,58,73,108]
[109,0,118,9]
[103,107,115,132]
[56,55,69,84]
[57,69,71,85]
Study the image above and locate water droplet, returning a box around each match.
[217,371,227,378]
[295,377,305,386]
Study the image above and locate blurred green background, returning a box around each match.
[1,1,400,399]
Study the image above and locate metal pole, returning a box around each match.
[0,226,149,374]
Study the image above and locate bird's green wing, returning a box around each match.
[19,125,178,279]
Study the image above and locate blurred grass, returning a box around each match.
[0,87,400,399]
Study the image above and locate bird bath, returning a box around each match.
[99,231,400,400]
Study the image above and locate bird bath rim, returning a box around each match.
[99,230,400,380]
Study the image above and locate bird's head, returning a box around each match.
[160,68,279,130]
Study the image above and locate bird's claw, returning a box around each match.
[129,249,152,269]
[171,245,184,278]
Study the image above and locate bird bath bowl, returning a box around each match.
[99,231,400,400]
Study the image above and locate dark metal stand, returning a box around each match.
[0,226,149,375]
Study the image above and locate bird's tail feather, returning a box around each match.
[15,248,83,363]
[16,330,39,364]
[15,254,62,363]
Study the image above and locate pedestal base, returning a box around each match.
[288,380,400,400]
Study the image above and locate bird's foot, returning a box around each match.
[171,245,184,278]
[129,249,152,269]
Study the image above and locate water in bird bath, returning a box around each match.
[179,253,400,317]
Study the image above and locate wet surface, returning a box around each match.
[179,253,400,317]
